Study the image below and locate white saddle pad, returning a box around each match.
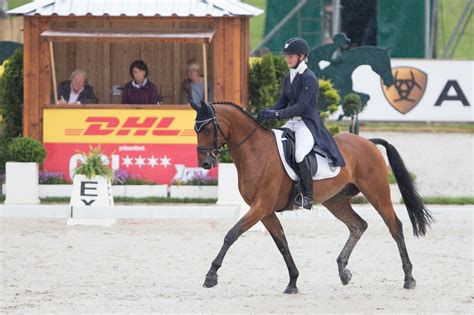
[272,129,341,181]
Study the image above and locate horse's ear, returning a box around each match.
[200,100,213,116]
[188,98,201,111]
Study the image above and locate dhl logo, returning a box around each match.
[64,116,196,137]
[44,108,197,144]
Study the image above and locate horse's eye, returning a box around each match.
[205,127,212,135]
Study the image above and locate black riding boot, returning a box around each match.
[295,161,313,209]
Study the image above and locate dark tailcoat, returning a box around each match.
[272,68,345,167]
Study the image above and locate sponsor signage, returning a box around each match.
[43,108,216,184]
[332,59,473,122]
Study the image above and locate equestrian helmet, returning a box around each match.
[283,37,309,56]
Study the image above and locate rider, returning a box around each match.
[259,37,346,209]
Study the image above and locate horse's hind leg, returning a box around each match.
[323,191,368,286]
[261,213,299,294]
[357,180,416,289]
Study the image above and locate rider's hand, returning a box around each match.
[260,109,278,121]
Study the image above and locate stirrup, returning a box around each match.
[295,193,313,210]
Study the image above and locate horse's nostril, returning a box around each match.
[202,162,211,169]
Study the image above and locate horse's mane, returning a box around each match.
[212,101,270,131]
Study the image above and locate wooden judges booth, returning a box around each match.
[8,1,262,184]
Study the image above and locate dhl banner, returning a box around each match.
[43,108,217,184]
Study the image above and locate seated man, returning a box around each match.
[122,60,163,104]
[57,69,99,105]
[181,61,205,104]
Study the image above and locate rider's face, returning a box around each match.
[285,54,304,68]
[132,67,146,84]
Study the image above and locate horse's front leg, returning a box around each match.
[261,213,299,294]
[203,204,268,288]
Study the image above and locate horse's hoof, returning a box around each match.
[283,286,299,294]
[203,274,218,288]
[340,269,352,285]
[403,278,416,289]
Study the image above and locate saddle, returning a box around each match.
[280,128,325,178]
[276,128,339,212]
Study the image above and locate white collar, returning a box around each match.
[132,78,148,88]
[294,60,307,74]
[290,61,307,83]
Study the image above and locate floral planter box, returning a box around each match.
[39,184,73,198]
[112,185,168,198]
[169,185,218,199]
[5,184,169,198]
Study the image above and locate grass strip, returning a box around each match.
[335,121,474,133]
[38,196,217,204]
[1,194,473,205]
[421,196,474,205]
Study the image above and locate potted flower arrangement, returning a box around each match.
[4,137,47,204]
[169,173,218,199]
[111,169,167,198]
[70,146,114,206]
[38,171,72,198]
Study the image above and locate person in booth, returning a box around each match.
[259,37,345,210]
[56,69,99,105]
[121,60,163,105]
[181,60,205,104]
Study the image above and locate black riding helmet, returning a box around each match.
[283,37,309,56]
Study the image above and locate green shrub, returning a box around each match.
[248,53,285,129]
[7,137,47,163]
[0,48,23,140]
[342,93,362,134]
[218,146,233,163]
[0,140,7,171]
[318,79,341,120]
[342,93,362,117]
[74,146,113,180]
[327,124,341,136]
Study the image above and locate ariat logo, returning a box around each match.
[382,67,428,114]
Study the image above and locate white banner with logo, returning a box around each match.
[330,59,473,122]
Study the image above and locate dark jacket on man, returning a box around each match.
[272,69,346,167]
[121,80,163,104]
[57,80,99,104]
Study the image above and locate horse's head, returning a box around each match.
[372,47,395,87]
[189,99,226,170]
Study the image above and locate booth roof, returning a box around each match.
[7,0,263,17]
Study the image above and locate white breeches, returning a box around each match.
[282,118,315,163]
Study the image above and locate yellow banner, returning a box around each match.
[43,108,197,144]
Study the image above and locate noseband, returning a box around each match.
[194,104,257,158]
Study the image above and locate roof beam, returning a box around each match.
[41,30,215,44]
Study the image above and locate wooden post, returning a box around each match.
[49,41,58,104]
[202,43,208,103]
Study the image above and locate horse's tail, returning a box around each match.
[370,138,435,237]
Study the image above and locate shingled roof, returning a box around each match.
[7,0,263,17]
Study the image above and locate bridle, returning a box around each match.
[194,103,258,159]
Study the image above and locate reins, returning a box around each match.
[195,103,258,158]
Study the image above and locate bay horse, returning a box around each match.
[190,100,434,294]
